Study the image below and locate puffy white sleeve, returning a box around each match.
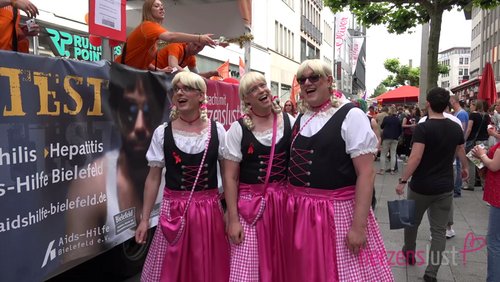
[224,121,243,162]
[216,121,227,160]
[146,122,168,167]
[341,107,378,158]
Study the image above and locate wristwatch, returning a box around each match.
[398,178,408,184]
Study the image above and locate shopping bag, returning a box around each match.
[387,199,415,230]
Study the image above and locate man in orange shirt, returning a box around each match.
[0,0,39,52]
[149,42,219,78]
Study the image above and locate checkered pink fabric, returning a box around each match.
[141,209,170,282]
[229,215,260,282]
[334,200,394,282]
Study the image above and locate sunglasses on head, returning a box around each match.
[297,74,321,85]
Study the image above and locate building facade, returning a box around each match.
[437,47,471,89]
[470,6,500,82]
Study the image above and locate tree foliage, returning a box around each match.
[324,0,500,107]
[372,83,388,97]
[380,58,449,88]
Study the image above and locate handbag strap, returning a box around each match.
[263,113,278,187]
[181,119,212,217]
[473,113,486,141]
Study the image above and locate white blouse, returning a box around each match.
[225,113,296,162]
[146,121,227,167]
[297,99,378,158]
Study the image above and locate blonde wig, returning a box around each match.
[170,72,208,122]
[239,72,281,130]
[296,59,339,112]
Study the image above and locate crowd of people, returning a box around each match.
[371,94,500,282]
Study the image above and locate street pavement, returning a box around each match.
[124,159,490,282]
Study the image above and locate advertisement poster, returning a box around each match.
[0,52,240,281]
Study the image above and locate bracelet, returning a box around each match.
[11,0,17,8]
[198,34,201,42]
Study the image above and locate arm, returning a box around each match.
[135,166,162,244]
[0,0,38,18]
[456,144,470,180]
[472,145,500,172]
[347,153,375,254]
[189,66,219,79]
[159,31,215,46]
[370,118,381,150]
[223,159,244,244]
[396,142,425,195]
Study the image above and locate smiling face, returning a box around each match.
[243,80,272,111]
[298,67,333,108]
[284,101,293,112]
[172,83,203,114]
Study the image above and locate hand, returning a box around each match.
[346,226,366,255]
[471,145,486,158]
[14,0,39,18]
[199,34,215,47]
[461,168,469,181]
[21,23,39,36]
[135,219,149,244]
[207,70,219,77]
[227,219,244,245]
[396,183,405,195]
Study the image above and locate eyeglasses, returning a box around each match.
[297,74,321,85]
[248,82,267,95]
[173,85,199,93]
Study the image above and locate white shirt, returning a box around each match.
[418,112,462,129]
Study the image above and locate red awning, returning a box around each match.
[376,85,419,102]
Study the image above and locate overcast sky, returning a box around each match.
[365,8,471,96]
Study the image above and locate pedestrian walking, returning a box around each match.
[396,87,469,282]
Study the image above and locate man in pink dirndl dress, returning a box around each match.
[224,72,294,281]
[136,72,229,281]
[284,59,394,282]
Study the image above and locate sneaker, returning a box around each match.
[401,247,416,265]
[446,229,456,239]
[423,274,437,282]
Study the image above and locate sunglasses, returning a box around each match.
[173,85,199,93]
[297,74,321,85]
[118,102,158,129]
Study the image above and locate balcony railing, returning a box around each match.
[301,15,322,44]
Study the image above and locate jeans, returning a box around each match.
[454,158,461,196]
[487,206,500,282]
[404,189,453,278]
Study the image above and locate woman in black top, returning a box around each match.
[464,100,491,190]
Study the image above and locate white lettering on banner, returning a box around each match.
[0,192,107,233]
[48,140,103,161]
[0,146,37,165]
[51,161,104,183]
[206,104,241,128]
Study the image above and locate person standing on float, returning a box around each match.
[284,59,394,282]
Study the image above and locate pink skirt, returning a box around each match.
[284,185,394,282]
[229,182,287,282]
[141,188,230,282]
